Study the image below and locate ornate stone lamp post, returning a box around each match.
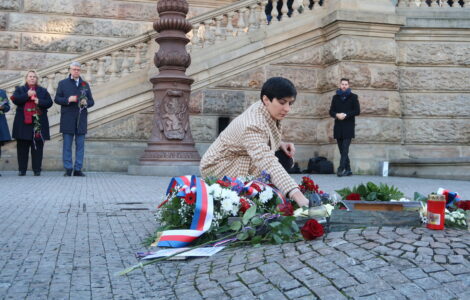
[129,0,201,176]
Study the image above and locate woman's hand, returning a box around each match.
[27,89,36,98]
[280,142,295,158]
[291,190,309,207]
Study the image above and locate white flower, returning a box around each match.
[209,184,223,199]
[221,198,234,213]
[259,189,274,203]
[221,198,239,216]
[324,204,335,216]
[220,188,229,198]
[227,190,240,204]
[294,207,308,218]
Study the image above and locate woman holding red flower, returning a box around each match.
[11,70,53,176]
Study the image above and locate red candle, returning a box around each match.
[427,194,446,230]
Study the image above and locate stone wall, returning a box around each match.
[0,0,236,83]
[395,10,470,169]
[1,1,469,175]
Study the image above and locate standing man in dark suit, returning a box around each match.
[54,62,94,177]
[329,78,360,177]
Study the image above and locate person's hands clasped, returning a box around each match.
[27,89,36,98]
[68,95,78,103]
[336,113,346,120]
[280,142,296,158]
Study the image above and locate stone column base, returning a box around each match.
[127,164,200,176]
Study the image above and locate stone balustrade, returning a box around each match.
[397,0,466,7]
[187,0,325,50]
[0,0,325,119]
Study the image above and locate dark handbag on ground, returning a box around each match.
[307,157,334,174]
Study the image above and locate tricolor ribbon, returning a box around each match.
[437,187,461,208]
[219,177,288,204]
[158,175,213,248]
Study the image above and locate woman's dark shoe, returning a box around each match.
[18,171,26,176]
[34,171,41,176]
[73,170,85,177]
[64,169,73,177]
[344,170,353,176]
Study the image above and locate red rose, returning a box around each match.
[184,192,196,205]
[346,193,361,200]
[456,201,470,211]
[301,219,324,240]
[239,198,251,213]
[82,82,87,86]
[277,202,294,216]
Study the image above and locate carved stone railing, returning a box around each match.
[397,0,466,8]
[0,34,153,101]
[0,0,325,117]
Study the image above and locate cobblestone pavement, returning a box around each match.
[0,172,469,300]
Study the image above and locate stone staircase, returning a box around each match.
[1,0,469,177]
[0,0,331,172]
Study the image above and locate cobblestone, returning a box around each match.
[1,172,469,299]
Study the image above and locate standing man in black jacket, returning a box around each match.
[329,78,360,177]
[54,62,94,177]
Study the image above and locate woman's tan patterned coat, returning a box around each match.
[200,101,298,196]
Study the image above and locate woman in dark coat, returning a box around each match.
[0,89,12,176]
[11,70,53,176]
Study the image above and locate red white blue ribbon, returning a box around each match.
[218,176,288,204]
[158,176,213,248]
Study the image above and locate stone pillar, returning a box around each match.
[129,0,201,176]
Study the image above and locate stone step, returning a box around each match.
[389,157,470,181]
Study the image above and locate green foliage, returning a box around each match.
[266,216,302,244]
[242,206,256,225]
[228,206,302,246]
[414,192,428,202]
[336,182,404,201]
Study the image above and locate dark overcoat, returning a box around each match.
[329,92,360,139]
[54,76,94,135]
[0,89,11,142]
[11,85,53,140]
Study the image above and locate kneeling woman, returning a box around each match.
[11,70,53,176]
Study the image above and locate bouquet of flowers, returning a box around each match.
[298,176,327,206]
[120,174,329,275]
[445,209,468,229]
[79,81,88,108]
[0,97,8,115]
[155,173,295,244]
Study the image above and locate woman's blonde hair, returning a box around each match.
[24,69,39,85]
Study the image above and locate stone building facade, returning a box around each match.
[0,0,469,179]
[0,0,236,82]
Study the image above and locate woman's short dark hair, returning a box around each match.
[260,77,297,102]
